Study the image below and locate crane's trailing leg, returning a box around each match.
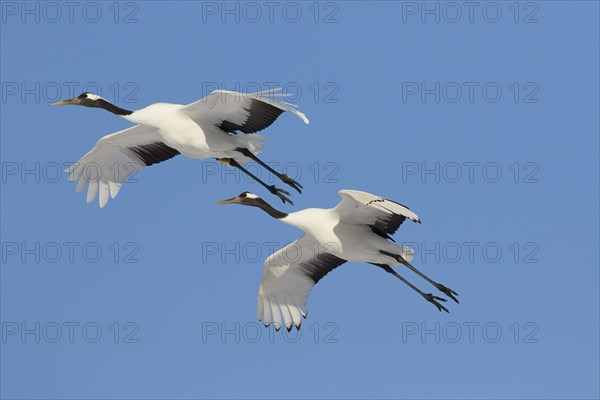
[379,250,459,303]
[372,263,449,313]
[235,148,303,194]
[218,158,293,205]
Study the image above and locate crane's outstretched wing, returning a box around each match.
[258,234,346,332]
[181,88,309,134]
[65,125,180,208]
[334,190,421,240]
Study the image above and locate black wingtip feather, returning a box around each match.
[129,142,180,166]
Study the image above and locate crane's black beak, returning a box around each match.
[52,97,78,106]
[216,196,240,205]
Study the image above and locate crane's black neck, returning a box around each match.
[252,198,288,219]
[96,99,133,116]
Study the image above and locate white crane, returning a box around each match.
[53,88,309,207]
[217,189,459,331]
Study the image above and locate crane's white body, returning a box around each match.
[281,208,414,265]
[123,102,264,161]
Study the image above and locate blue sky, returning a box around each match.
[1,1,599,399]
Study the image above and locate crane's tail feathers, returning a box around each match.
[399,246,415,263]
[237,134,264,155]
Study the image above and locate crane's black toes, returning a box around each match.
[268,185,290,196]
[435,284,459,303]
[268,185,293,205]
[423,293,449,313]
[279,174,303,194]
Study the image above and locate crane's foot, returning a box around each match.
[422,293,449,313]
[268,185,293,205]
[278,174,303,194]
[435,283,459,303]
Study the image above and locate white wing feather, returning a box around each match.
[181,88,309,132]
[65,125,163,208]
[258,234,345,331]
[335,189,421,229]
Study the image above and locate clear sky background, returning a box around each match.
[1,1,599,399]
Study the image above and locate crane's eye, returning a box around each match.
[239,193,247,198]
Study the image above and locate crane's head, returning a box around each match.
[52,92,106,108]
[217,192,263,207]
[217,191,288,219]
[52,92,132,115]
